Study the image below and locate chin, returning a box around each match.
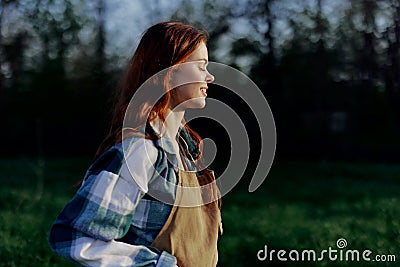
[183,97,206,109]
[186,98,206,109]
[173,96,206,111]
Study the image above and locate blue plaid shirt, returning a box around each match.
[49,123,200,267]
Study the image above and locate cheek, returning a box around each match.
[170,84,205,109]
[175,84,200,99]
[170,65,204,88]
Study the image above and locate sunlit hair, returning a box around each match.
[95,21,208,160]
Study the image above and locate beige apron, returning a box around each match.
[151,169,222,267]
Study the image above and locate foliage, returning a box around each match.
[1,0,400,160]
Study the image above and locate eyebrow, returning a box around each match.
[193,58,208,64]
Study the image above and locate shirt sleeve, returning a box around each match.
[49,139,177,267]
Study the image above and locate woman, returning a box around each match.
[49,21,222,267]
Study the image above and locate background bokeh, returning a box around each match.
[1,0,399,266]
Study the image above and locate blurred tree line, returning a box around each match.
[1,0,399,161]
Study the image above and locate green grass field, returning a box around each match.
[0,158,399,266]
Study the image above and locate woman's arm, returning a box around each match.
[49,139,177,267]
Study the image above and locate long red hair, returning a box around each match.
[95,22,221,207]
[95,22,208,158]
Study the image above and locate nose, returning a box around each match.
[206,70,215,83]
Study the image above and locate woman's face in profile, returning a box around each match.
[169,42,215,110]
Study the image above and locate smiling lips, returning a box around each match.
[200,87,208,97]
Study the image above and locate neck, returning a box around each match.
[162,108,185,139]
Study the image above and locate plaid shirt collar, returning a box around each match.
[145,120,200,160]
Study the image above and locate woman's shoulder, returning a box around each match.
[123,136,159,161]
[86,136,159,178]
